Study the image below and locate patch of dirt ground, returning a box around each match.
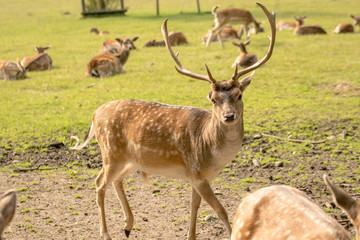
[0,131,359,240]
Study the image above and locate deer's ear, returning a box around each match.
[132,37,139,42]
[207,91,213,102]
[0,190,16,227]
[239,71,254,93]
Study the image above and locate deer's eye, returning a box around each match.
[238,95,242,100]
[211,98,216,104]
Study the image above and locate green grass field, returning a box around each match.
[0,0,359,153]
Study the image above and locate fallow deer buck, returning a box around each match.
[232,40,258,68]
[334,15,360,33]
[206,5,263,48]
[231,175,360,240]
[21,46,53,71]
[202,26,240,44]
[85,40,132,78]
[143,30,187,47]
[0,60,26,81]
[276,19,298,31]
[0,190,16,238]
[294,16,327,35]
[70,3,275,239]
[99,37,139,54]
[90,26,109,35]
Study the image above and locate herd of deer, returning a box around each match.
[1,3,360,240]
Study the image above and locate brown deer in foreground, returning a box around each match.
[143,30,187,47]
[206,6,263,48]
[99,37,139,54]
[334,15,360,33]
[231,175,359,240]
[70,3,275,239]
[21,46,53,71]
[232,40,258,68]
[276,19,297,31]
[85,40,132,78]
[0,60,26,81]
[90,26,109,35]
[202,26,240,44]
[294,16,327,35]
[0,190,16,238]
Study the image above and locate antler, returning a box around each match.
[161,19,216,84]
[234,2,276,80]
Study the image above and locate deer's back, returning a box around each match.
[215,8,254,25]
[86,54,122,77]
[295,25,327,35]
[334,23,354,33]
[0,61,24,80]
[232,185,350,240]
[22,53,52,71]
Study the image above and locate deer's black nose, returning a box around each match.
[224,113,235,122]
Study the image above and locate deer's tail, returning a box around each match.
[70,121,95,150]
[211,6,219,14]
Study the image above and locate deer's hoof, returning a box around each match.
[125,229,131,238]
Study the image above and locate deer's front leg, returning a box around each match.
[188,187,202,240]
[193,179,232,237]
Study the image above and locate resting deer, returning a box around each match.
[70,3,275,239]
[232,40,258,68]
[0,190,16,239]
[21,46,52,71]
[143,30,187,47]
[334,15,360,33]
[202,26,240,44]
[294,16,327,35]
[276,19,297,31]
[206,6,263,48]
[90,26,109,35]
[85,40,131,78]
[0,60,26,81]
[231,175,360,240]
[99,37,139,54]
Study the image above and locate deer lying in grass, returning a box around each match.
[232,40,258,68]
[0,60,26,81]
[294,16,327,35]
[202,26,240,44]
[90,26,109,35]
[231,175,359,240]
[334,15,360,33]
[21,46,52,71]
[70,3,275,239]
[143,30,187,47]
[85,40,131,78]
[276,19,297,31]
[0,190,16,238]
[99,37,139,54]
[206,6,263,47]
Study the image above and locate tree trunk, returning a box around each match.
[99,0,106,9]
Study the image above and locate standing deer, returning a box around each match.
[143,30,187,47]
[334,15,360,33]
[90,26,109,35]
[231,175,360,240]
[0,60,26,81]
[232,40,258,68]
[294,16,327,35]
[70,3,275,239]
[206,6,263,48]
[0,190,16,238]
[85,39,132,78]
[202,26,240,44]
[21,46,52,71]
[99,37,139,54]
[276,19,298,31]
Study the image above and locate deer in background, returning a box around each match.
[232,40,258,68]
[90,26,109,35]
[206,6,263,48]
[202,26,240,44]
[334,15,360,33]
[21,46,52,71]
[0,190,16,238]
[70,3,275,239]
[85,39,132,78]
[294,16,327,35]
[143,30,187,47]
[99,37,139,54]
[231,175,360,240]
[276,19,298,31]
[0,60,26,81]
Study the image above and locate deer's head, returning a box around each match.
[351,15,360,27]
[232,40,251,54]
[161,2,275,125]
[294,16,307,26]
[35,46,50,54]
